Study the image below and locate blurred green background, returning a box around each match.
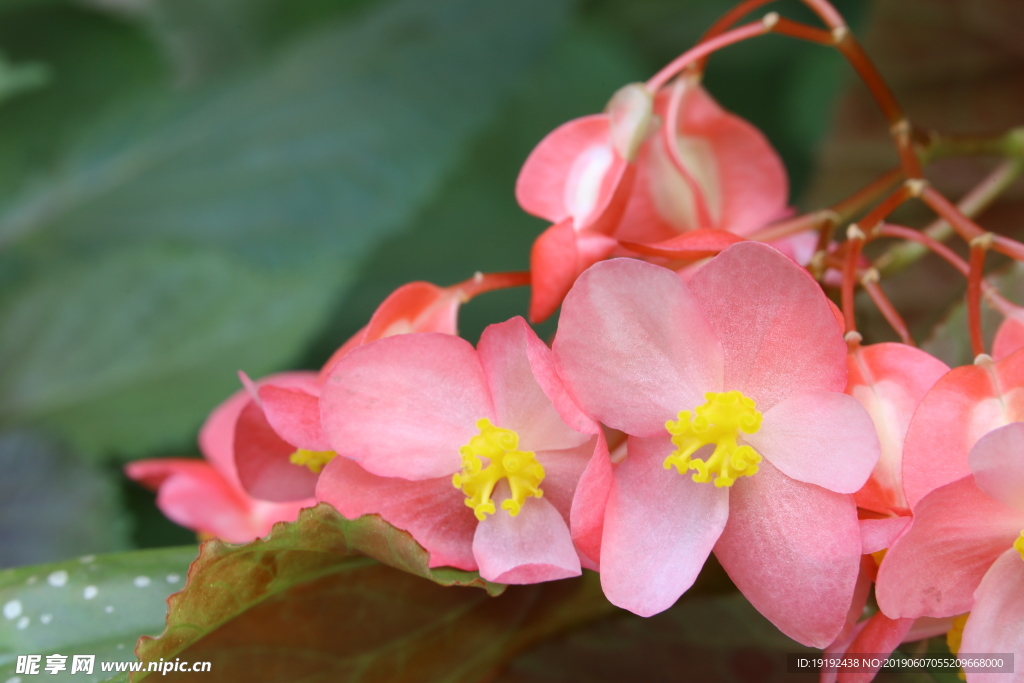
[0,0,868,563]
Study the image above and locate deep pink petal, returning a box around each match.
[744,390,879,494]
[198,370,319,484]
[875,477,1024,619]
[860,516,911,555]
[472,495,580,584]
[714,460,861,648]
[599,434,729,617]
[257,385,330,452]
[902,352,1024,508]
[528,221,618,324]
[316,456,476,571]
[847,343,949,513]
[968,421,1024,512]
[553,258,724,437]
[320,333,494,480]
[960,548,1024,679]
[235,399,319,502]
[126,458,306,544]
[477,317,590,452]
[570,432,613,570]
[688,241,847,410]
[834,613,915,683]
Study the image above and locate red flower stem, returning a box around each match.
[875,224,967,276]
[748,210,837,243]
[769,16,835,45]
[456,271,531,301]
[858,181,920,235]
[841,225,866,334]
[968,238,991,357]
[920,185,988,242]
[647,21,771,92]
[814,167,905,256]
[861,275,913,345]
[991,235,1024,262]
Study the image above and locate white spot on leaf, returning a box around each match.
[133,576,151,588]
[39,614,52,625]
[104,605,114,613]
[78,555,95,564]
[83,585,98,600]
[47,570,68,587]
[15,616,29,630]
[3,600,22,620]
[166,574,180,584]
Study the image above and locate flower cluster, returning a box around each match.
[128,4,1024,677]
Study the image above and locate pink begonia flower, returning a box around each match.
[876,422,1024,681]
[993,313,1024,360]
[233,273,528,503]
[316,316,605,584]
[517,79,787,322]
[552,241,879,647]
[125,371,317,544]
[900,350,1024,510]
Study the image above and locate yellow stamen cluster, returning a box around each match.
[288,449,337,474]
[452,418,544,521]
[1015,530,1024,561]
[664,390,763,487]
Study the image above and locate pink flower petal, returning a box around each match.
[860,516,911,555]
[569,433,612,570]
[834,613,915,683]
[477,317,590,452]
[902,352,1024,509]
[472,494,581,584]
[969,421,1024,513]
[875,477,1024,619]
[257,384,330,452]
[599,434,729,617]
[320,333,494,480]
[534,442,594,524]
[234,399,319,502]
[993,314,1024,360]
[688,241,847,411]
[744,390,879,494]
[960,548,1024,678]
[553,258,724,437]
[315,456,476,571]
[714,459,861,648]
[846,343,949,513]
[515,114,622,226]
[528,220,618,323]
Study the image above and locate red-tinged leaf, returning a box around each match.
[620,228,745,260]
[133,504,615,682]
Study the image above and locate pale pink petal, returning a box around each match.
[744,390,879,494]
[875,477,1024,619]
[860,516,911,555]
[477,317,590,452]
[960,548,1024,681]
[534,442,595,524]
[257,385,330,452]
[315,456,476,571]
[320,333,494,480]
[516,115,616,224]
[968,421,1024,513]
[847,343,949,513]
[234,399,319,502]
[993,315,1024,360]
[714,459,861,648]
[688,241,847,410]
[472,494,581,584]
[902,352,1024,508]
[835,614,915,683]
[126,458,262,544]
[553,258,724,437]
[599,434,729,617]
[569,432,612,570]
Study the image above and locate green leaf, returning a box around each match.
[0,546,197,683]
[0,429,129,568]
[134,504,615,682]
[0,0,575,456]
[0,52,49,106]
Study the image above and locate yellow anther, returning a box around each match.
[664,390,763,487]
[288,449,337,474]
[1015,530,1024,561]
[452,418,544,521]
